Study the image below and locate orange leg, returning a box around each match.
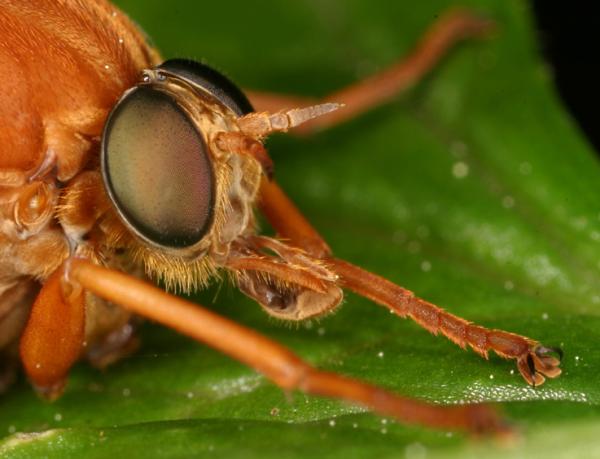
[68,258,505,435]
[259,178,331,258]
[330,259,562,386]
[258,179,562,386]
[19,264,85,398]
[247,9,493,133]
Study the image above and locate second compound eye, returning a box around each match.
[158,59,254,116]
[102,86,215,249]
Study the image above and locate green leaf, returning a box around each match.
[2,0,599,457]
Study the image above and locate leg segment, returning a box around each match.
[246,9,493,133]
[225,236,342,320]
[258,180,562,386]
[68,258,505,434]
[259,178,331,258]
[19,264,85,398]
[330,259,561,386]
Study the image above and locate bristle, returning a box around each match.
[133,247,221,294]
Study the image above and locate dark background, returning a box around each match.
[533,1,600,152]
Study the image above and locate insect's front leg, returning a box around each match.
[223,235,341,320]
[246,9,493,134]
[218,134,561,384]
[257,178,562,386]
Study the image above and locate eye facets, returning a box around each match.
[102,87,214,248]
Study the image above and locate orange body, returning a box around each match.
[0,0,156,383]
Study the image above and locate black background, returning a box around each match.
[533,1,600,153]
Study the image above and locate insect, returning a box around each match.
[0,0,562,436]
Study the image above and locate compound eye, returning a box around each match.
[102,86,214,249]
[159,59,253,115]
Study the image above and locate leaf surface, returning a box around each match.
[2,1,599,457]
